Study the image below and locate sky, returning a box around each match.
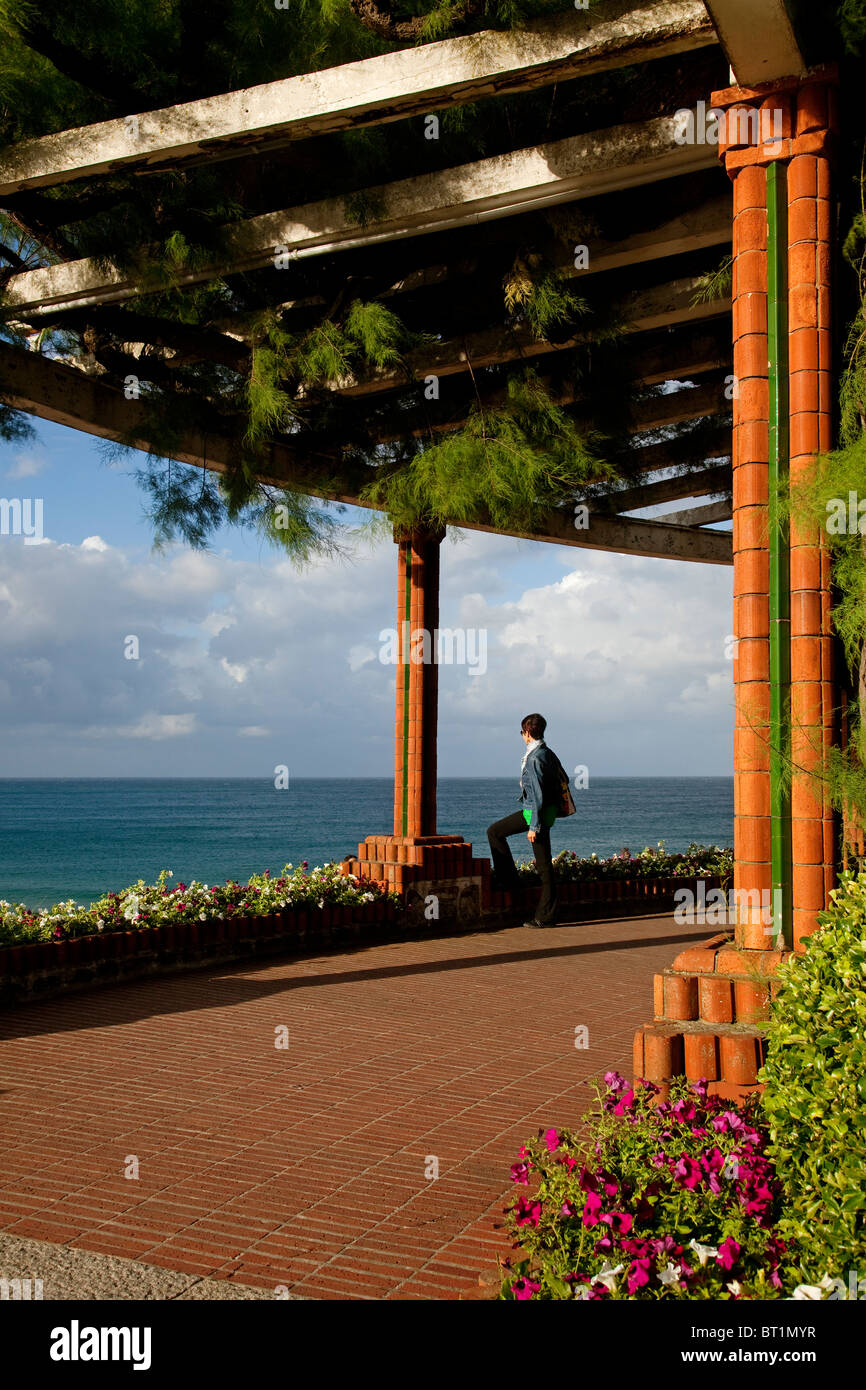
[0,417,735,778]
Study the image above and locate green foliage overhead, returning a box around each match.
[362,370,611,531]
[760,870,866,1281]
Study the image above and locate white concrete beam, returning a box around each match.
[704,0,806,86]
[0,2,716,197]
[2,115,719,315]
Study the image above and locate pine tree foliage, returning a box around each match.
[362,369,611,531]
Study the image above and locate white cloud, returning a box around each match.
[220,657,248,684]
[84,712,198,740]
[0,529,733,776]
[6,449,48,479]
[347,644,376,672]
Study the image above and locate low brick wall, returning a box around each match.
[0,875,721,1006]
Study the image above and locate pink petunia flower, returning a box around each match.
[673,1155,703,1189]
[512,1197,542,1228]
[512,1277,541,1300]
[510,1160,531,1186]
[716,1237,741,1271]
[626,1258,653,1295]
[581,1192,603,1228]
[600,1211,633,1235]
[544,1127,560,1152]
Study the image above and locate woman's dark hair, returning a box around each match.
[521,713,547,739]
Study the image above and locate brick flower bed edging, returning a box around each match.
[0,900,398,1006]
[0,875,722,1006]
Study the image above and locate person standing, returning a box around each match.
[487,713,573,928]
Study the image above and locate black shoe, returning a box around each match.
[526,919,559,928]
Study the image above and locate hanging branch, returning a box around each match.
[349,0,487,41]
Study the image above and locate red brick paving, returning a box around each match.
[0,912,705,1299]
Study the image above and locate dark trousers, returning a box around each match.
[487,810,557,924]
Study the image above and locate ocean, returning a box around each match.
[0,777,733,910]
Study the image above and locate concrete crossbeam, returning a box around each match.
[0,2,716,196]
[3,115,719,315]
[704,0,806,87]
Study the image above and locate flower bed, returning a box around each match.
[500,1073,799,1301]
[498,867,866,1301]
[0,863,399,948]
[0,845,733,1005]
[522,843,733,884]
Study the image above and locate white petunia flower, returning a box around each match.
[593,1262,624,1292]
[726,1281,743,1297]
[658,1262,682,1286]
[688,1239,719,1267]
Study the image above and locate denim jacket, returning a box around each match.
[519,740,560,832]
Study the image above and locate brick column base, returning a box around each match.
[342,835,493,927]
[633,929,793,1102]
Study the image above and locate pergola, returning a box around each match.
[0,1,838,1097]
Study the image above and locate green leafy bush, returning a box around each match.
[760,870,866,1281]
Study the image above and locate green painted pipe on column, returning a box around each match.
[766,159,792,948]
[401,542,411,838]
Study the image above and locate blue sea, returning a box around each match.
[0,778,733,910]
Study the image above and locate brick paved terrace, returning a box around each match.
[0,912,707,1300]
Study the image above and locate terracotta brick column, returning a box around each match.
[729,152,772,950]
[393,526,443,839]
[714,67,839,951]
[633,66,840,1097]
[342,525,491,919]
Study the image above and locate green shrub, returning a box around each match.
[760,870,866,1282]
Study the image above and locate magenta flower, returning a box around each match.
[578,1166,598,1193]
[650,1235,682,1258]
[613,1089,636,1116]
[561,1200,576,1218]
[671,1099,697,1123]
[513,1197,542,1228]
[716,1238,741,1271]
[581,1192,603,1228]
[620,1237,652,1258]
[673,1155,703,1189]
[603,1071,628,1093]
[701,1147,726,1195]
[512,1277,541,1300]
[543,1127,560,1152]
[626,1258,653,1295]
[599,1171,619,1198]
[510,1160,531,1186]
[600,1211,633,1235]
